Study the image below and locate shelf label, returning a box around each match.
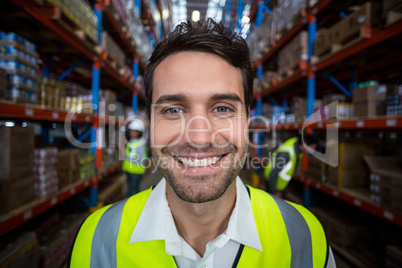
[356,121,364,127]
[386,119,396,127]
[72,115,77,120]
[318,122,323,128]
[336,122,341,128]
[384,211,394,220]
[52,112,59,119]
[316,183,321,189]
[333,190,339,197]
[70,188,76,195]
[25,108,34,116]
[86,116,90,122]
[50,197,57,205]
[353,199,362,206]
[23,209,33,220]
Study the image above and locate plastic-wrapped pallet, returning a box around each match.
[101,31,126,69]
[33,148,59,199]
[0,33,40,104]
[276,0,306,39]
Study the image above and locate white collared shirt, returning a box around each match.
[130,177,262,268]
[130,177,336,268]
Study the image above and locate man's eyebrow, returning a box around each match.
[155,94,187,105]
[210,94,244,104]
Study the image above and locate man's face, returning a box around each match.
[150,51,249,203]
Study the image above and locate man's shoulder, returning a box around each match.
[247,185,321,226]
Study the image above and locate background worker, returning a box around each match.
[264,133,322,197]
[122,118,147,196]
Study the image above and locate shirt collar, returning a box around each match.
[129,177,262,252]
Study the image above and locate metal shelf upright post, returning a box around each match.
[89,1,103,208]
[133,55,139,115]
[303,10,317,207]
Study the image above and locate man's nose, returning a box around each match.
[186,114,212,147]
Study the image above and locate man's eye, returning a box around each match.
[166,107,183,114]
[215,106,230,113]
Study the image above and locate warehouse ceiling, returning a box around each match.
[171,0,224,26]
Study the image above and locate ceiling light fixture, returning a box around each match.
[192,10,200,22]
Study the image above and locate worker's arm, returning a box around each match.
[265,152,290,194]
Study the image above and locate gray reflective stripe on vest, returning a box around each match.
[91,199,128,268]
[273,197,313,268]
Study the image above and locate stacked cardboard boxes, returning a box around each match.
[353,84,387,117]
[100,89,117,117]
[101,31,126,69]
[307,156,327,182]
[0,126,35,214]
[314,2,381,57]
[365,156,402,213]
[79,151,95,180]
[57,149,80,189]
[327,140,377,188]
[33,148,58,198]
[278,31,308,76]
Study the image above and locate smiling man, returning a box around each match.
[69,19,336,267]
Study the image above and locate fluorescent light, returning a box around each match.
[5,122,14,127]
[241,15,250,24]
[192,10,200,22]
[162,9,169,19]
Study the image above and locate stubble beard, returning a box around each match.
[151,143,248,203]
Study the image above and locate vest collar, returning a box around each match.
[129,177,262,252]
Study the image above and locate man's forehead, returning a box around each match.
[152,52,245,104]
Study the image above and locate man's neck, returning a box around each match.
[166,180,237,257]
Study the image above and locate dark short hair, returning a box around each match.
[144,18,253,118]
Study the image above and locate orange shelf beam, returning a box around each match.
[295,174,402,227]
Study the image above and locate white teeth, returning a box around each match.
[176,156,223,167]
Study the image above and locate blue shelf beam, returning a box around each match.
[322,70,352,97]
[57,58,87,81]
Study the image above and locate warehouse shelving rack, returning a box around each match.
[0,162,122,236]
[251,0,402,232]
[0,0,159,236]
[294,173,402,227]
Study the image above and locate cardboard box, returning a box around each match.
[0,126,34,155]
[343,2,382,42]
[334,141,376,169]
[353,85,387,103]
[329,20,344,44]
[0,152,33,180]
[353,101,386,117]
[327,166,369,188]
[364,156,402,186]
[0,177,34,214]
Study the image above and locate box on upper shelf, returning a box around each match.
[353,84,388,117]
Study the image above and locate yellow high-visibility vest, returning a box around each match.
[70,185,328,267]
[122,139,147,174]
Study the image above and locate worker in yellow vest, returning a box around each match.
[122,118,147,196]
[69,19,336,267]
[264,134,320,197]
